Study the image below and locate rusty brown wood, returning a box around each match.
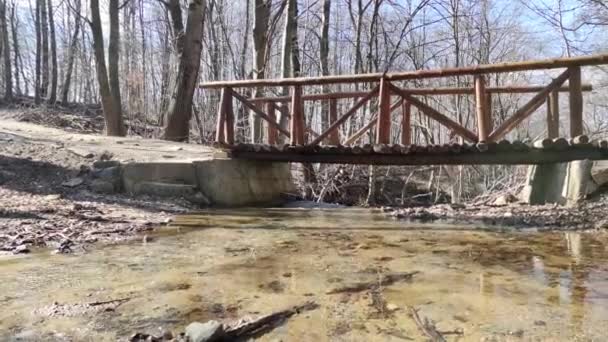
[215,87,228,142]
[486,92,493,135]
[547,90,559,139]
[475,75,490,142]
[402,100,412,145]
[391,85,478,143]
[246,85,592,103]
[224,89,235,144]
[231,90,291,137]
[343,100,402,145]
[290,85,304,145]
[488,69,570,141]
[310,86,380,145]
[376,78,392,144]
[569,66,583,137]
[266,101,278,145]
[329,98,339,145]
[200,53,608,89]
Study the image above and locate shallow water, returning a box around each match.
[2,208,608,341]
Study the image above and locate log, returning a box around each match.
[488,69,571,141]
[215,87,229,143]
[533,139,553,149]
[344,100,402,145]
[569,66,584,137]
[402,100,412,145]
[376,78,392,144]
[290,85,304,145]
[266,101,277,145]
[246,85,592,103]
[571,135,590,145]
[552,138,569,150]
[329,98,339,145]
[474,75,490,141]
[547,90,559,139]
[373,144,392,154]
[200,53,608,89]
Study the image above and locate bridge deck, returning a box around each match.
[221,139,608,165]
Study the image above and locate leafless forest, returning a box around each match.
[1,0,608,204]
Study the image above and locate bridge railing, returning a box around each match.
[200,54,607,147]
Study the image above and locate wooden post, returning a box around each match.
[547,90,559,139]
[376,78,392,144]
[224,88,234,144]
[266,101,278,144]
[401,100,411,145]
[215,87,228,142]
[568,66,583,137]
[475,75,489,142]
[290,85,304,145]
[329,98,339,145]
[486,92,493,135]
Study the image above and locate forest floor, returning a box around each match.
[1,104,607,256]
[0,104,212,255]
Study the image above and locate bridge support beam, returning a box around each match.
[475,75,490,142]
[547,90,559,139]
[401,100,411,145]
[376,78,392,144]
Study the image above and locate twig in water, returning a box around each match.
[408,306,447,342]
[88,297,131,307]
[326,271,419,294]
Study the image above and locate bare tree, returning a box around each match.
[163,0,207,141]
[0,0,12,100]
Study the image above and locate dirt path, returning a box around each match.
[0,108,216,254]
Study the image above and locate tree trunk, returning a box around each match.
[47,0,57,103]
[319,0,331,133]
[90,0,125,136]
[0,0,12,100]
[163,0,207,142]
[34,0,41,103]
[61,0,80,104]
[40,0,48,99]
[251,0,271,142]
[108,0,122,111]
[9,1,20,95]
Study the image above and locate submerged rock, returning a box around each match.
[185,321,224,342]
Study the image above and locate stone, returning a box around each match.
[97,166,121,181]
[90,179,115,194]
[132,181,196,197]
[0,170,16,184]
[493,193,516,206]
[62,177,84,188]
[186,191,211,206]
[93,160,121,169]
[185,321,224,342]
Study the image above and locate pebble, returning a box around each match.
[185,321,224,342]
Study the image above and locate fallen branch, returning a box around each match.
[88,297,131,307]
[408,306,448,342]
[326,271,419,294]
[224,301,318,339]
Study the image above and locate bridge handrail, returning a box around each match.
[199,53,608,89]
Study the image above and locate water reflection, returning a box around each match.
[1,209,607,341]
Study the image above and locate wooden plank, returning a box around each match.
[547,90,559,139]
[376,78,392,144]
[401,100,411,145]
[231,90,291,138]
[200,53,608,89]
[228,146,608,165]
[569,66,583,137]
[488,69,571,141]
[475,75,490,142]
[329,98,339,145]
[310,86,380,145]
[486,92,493,135]
[266,101,278,145]
[393,86,478,142]
[215,87,228,142]
[290,85,304,145]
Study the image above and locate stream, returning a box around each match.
[2,208,608,341]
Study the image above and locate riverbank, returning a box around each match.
[384,193,608,230]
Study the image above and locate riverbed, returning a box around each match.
[2,208,608,341]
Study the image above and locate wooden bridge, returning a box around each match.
[201,54,608,165]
